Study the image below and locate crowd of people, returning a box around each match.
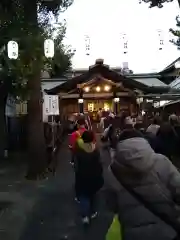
[68,111,180,240]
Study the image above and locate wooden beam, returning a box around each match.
[77,75,123,89]
[60,92,130,99]
[77,77,97,88]
[102,78,120,86]
[67,88,78,94]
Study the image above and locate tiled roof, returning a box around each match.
[134,78,167,87]
[169,77,180,89]
[161,57,180,71]
[46,64,151,94]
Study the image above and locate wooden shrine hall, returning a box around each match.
[46,59,172,117]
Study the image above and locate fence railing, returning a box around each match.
[7,115,69,152]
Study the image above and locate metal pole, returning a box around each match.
[51,115,55,153]
[51,115,56,175]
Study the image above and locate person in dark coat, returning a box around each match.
[75,130,104,225]
[143,131,158,151]
[134,115,145,133]
[169,114,180,158]
[156,122,179,160]
[105,129,180,240]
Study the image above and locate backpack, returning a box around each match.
[75,130,84,147]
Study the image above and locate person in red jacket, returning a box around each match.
[69,117,87,164]
[68,117,87,202]
[69,116,96,153]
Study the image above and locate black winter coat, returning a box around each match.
[75,143,104,197]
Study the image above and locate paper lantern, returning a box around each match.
[85,35,90,56]
[7,41,18,59]
[157,30,164,50]
[44,39,54,58]
[121,33,128,54]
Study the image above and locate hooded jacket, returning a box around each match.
[69,127,86,151]
[146,124,160,135]
[106,137,180,240]
[74,140,104,196]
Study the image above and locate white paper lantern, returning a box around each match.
[85,35,90,56]
[7,41,18,59]
[44,39,54,58]
[157,30,164,50]
[121,33,128,54]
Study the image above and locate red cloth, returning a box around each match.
[69,127,96,151]
[69,127,86,151]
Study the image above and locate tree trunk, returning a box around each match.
[0,82,8,159]
[23,0,47,179]
[26,73,47,179]
[178,0,180,8]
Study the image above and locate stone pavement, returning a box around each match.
[0,140,113,240]
[0,156,45,240]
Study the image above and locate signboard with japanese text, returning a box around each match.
[44,95,59,115]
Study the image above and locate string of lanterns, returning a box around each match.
[120,30,165,54]
[7,38,55,60]
[83,30,165,58]
[7,34,165,63]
